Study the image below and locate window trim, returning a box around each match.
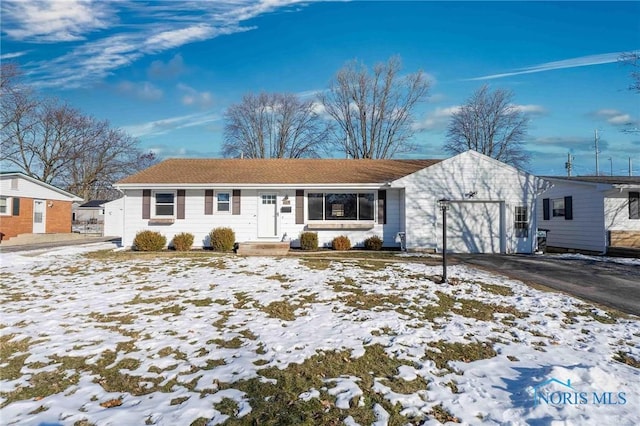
[514,205,528,238]
[0,196,10,216]
[152,190,176,218]
[215,190,231,214]
[306,191,377,223]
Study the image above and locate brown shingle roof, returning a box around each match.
[117,158,441,185]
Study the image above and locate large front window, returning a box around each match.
[155,192,175,216]
[308,193,374,221]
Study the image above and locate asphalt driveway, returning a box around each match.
[452,254,640,317]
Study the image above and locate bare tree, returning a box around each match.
[619,52,640,93]
[444,85,530,168]
[1,63,156,200]
[319,56,430,159]
[223,92,329,158]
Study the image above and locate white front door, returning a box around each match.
[33,199,46,233]
[258,193,277,238]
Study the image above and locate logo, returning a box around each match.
[532,377,626,406]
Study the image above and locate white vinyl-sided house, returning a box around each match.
[113,150,546,253]
[537,176,640,253]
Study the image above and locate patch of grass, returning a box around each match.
[428,404,460,423]
[88,312,137,324]
[210,337,244,349]
[148,304,184,316]
[185,298,213,307]
[261,301,299,321]
[0,335,33,381]
[613,351,640,368]
[479,283,514,296]
[233,292,253,309]
[170,396,190,405]
[426,341,497,371]
[215,397,239,416]
[266,273,293,283]
[299,258,333,270]
[329,278,408,312]
[218,344,426,426]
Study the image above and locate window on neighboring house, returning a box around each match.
[216,191,230,212]
[0,197,8,215]
[154,192,175,216]
[630,192,640,220]
[307,192,375,221]
[10,178,18,190]
[552,198,565,217]
[514,206,528,237]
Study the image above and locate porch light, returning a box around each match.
[438,198,450,284]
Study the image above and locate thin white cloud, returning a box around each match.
[178,83,214,108]
[413,106,461,131]
[512,104,546,115]
[1,0,111,42]
[147,54,186,80]
[0,51,30,60]
[117,81,163,101]
[594,108,636,127]
[5,1,313,89]
[468,51,635,81]
[121,111,221,138]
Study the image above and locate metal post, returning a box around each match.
[438,198,450,284]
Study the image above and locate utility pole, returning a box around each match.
[609,157,613,176]
[630,157,634,176]
[594,129,600,176]
[565,153,573,177]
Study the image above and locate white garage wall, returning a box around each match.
[394,151,543,254]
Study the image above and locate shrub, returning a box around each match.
[331,235,351,251]
[172,232,194,251]
[133,230,166,251]
[209,227,236,252]
[364,235,383,251]
[299,232,318,251]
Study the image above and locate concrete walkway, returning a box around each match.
[0,237,120,253]
[452,254,640,317]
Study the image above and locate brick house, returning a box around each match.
[0,172,83,243]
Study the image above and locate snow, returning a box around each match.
[1,242,639,425]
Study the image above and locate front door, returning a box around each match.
[258,193,277,238]
[33,199,46,233]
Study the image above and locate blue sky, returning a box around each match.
[2,1,639,176]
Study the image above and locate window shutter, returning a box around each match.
[543,198,550,220]
[564,196,573,220]
[205,190,213,215]
[177,190,185,219]
[630,192,640,220]
[12,197,20,216]
[142,190,151,219]
[378,190,387,224]
[295,190,304,224]
[232,190,241,215]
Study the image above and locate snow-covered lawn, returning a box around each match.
[1,243,639,425]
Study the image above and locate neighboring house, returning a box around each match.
[0,171,83,242]
[113,150,546,253]
[72,199,108,223]
[72,199,110,235]
[103,197,124,238]
[537,176,640,254]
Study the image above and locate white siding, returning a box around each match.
[103,198,124,238]
[121,188,403,249]
[537,181,606,253]
[604,189,640,232]
[0,175,80,201]
[394,151,542,253]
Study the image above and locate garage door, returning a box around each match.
[438,201,503,253]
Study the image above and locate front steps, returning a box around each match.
[235,241,290,256]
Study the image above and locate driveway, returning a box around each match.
[451,254,640,317]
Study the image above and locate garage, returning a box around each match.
[438,201,504,253]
